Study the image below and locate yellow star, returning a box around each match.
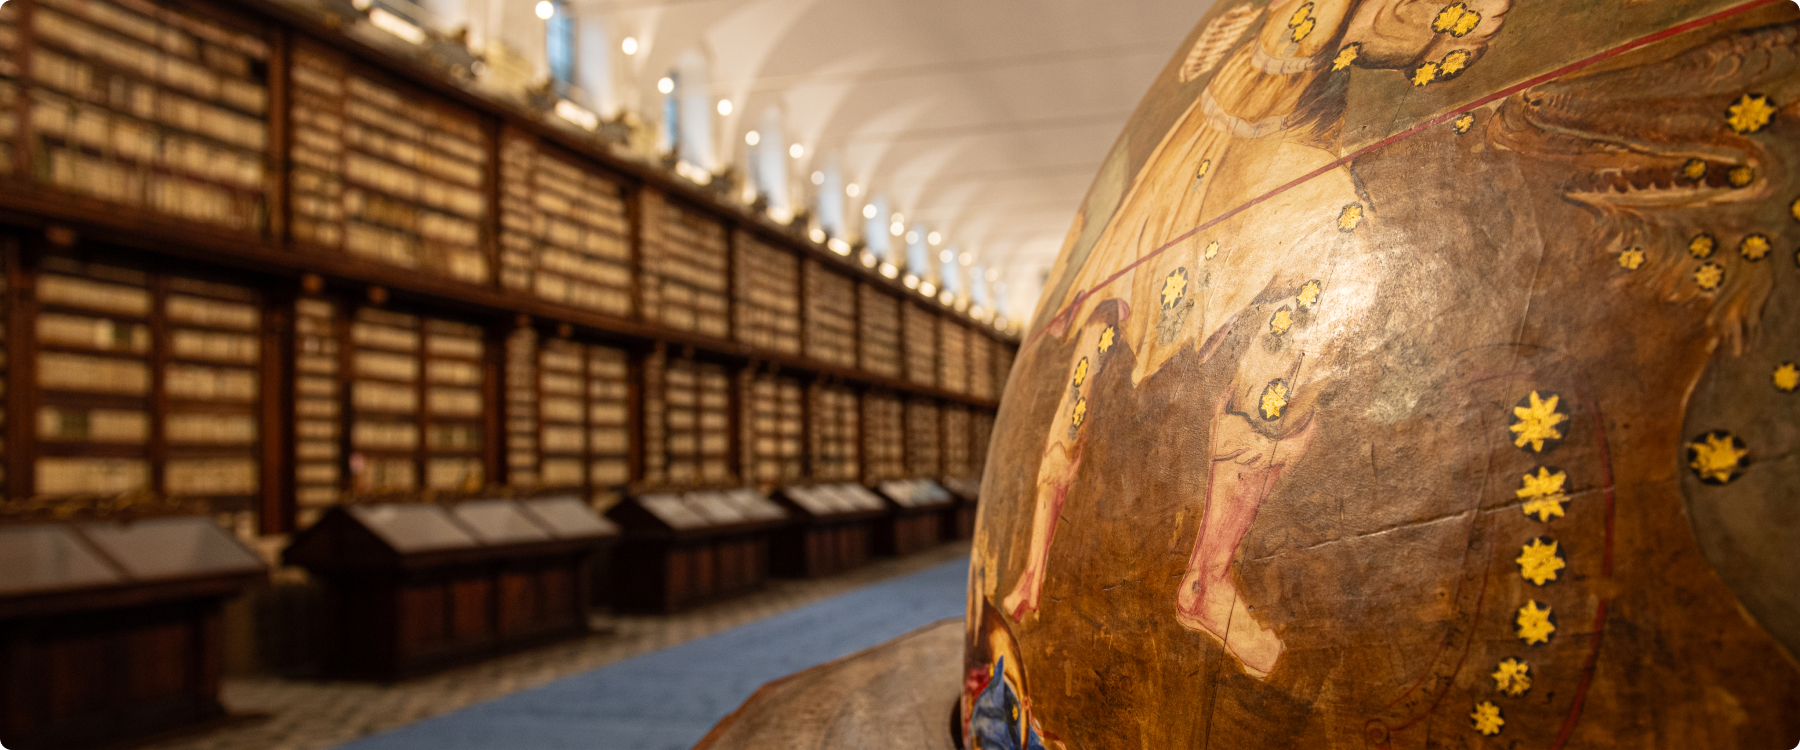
[1160,269,1188,309]
[1432,3,1467,33]
[1439,50,1471,76]
[1516,466,1569,522]
[1517,537,1566,586]
[1682,159,1708,181]
[1694,262,1724,292]
[1297,280,1322,310]
[1740,234,1771,261]
[1411,63,1440,87]
[1791,197,1800,223]
[1617,247,1645,270]
[1332,44,1360,72]
[1509,391,1567,453]
[1072,357,1090,388]
[1516,600,1556,645]
[1269,307,1294,336]
[1205,240,1221,260]
[1338,203,1364,232]
[1774,362,1799,393]
[1453,113,1475,134]
[1451,9,1481,36]
[1291,16,1315,42]
[1260,379,1290,421]
[1196,159,1211,179]
[1688,430,1748,484]
[1688,233,1715,259]
[1491,658,1532,697]
[1070,397,1088,429]
[1471,701,1504,736]
[1288,2,1315,29]
[1726,94,1777,134]
[1729,165,1756,188]
[1097,325,1116,354]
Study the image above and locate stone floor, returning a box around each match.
[147,543,970,750]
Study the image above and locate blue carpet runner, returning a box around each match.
[335,557,969,750]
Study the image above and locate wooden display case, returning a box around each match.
[769,484,888,579]
[281,497,617,680]
[0,517,265,750]
[874,479,954,557]
[607,489,787,612]
[941,476,981,541]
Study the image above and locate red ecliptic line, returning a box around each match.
[1030,0,1788,347]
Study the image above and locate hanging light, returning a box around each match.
[905,231,919,244]
[959,252,973,266]
[621,37,639,55]
[891,212,904,224]
[811,171,824,185]
[535,1,555,19]
[789,143,804,158]
[927,231,942,246]
[985,268,999,282]
[657,76,674,94]
[845,183,860,197]
[745,131,760,146]
[890,222,904,236]
[938,249,954,263]
[717,99,733,116]
[862,204,878,219]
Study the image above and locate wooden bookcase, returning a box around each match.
[0,0,1018,542]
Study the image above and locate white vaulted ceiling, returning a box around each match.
[565,0,1209,321]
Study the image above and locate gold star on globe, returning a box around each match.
[1491,658,1531,697]
[1471,701,1504,736]
[1791,197,1800,222]
[1339,203,1364,232]
[1618,247,1645,270]
[1432,3,1467,33]
[1196,159,1211,179]
[1775,362,1799,393]
[1694,262,1724,292]
[1097,325,1116,354]
[1297,280,1322,309]
[1688,233,1716,259]
[1260,379,1290,421]
[1510,391,1567,452]
[1205,240,1221,260]
[1160,270,1188,308]
[1688,431,1748,484]
[1269,308,1294,336]
[1411,63,1439,87]
[1070,397,1088,429]
[1071,357,1090,389]
[1288,2,1314,29]
[1729,166,1756,188]
[1517,537,1566,586]
[1440,50,1471,76]
[1516,466,1569,522]
[1740,234,1772,261]
[1453,113,1475,134]
[1291,16,1315,42]
[1451,9,1481,35]
[1516,600,1556,645]
[1682,159,1707,181]
[1332,44,1360,72]
[1726,94,1777,134]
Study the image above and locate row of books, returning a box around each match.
[906,399,942,478]
[805,262,857,369]
[858,286,902,379]
[500,133,633,318]
[745,374,804,484]
[734,233,801,355]
[810,386,860,482]
[863,393,906,482]
[641,193,730,338]
[939,320,969,394]
[904,305,937,387]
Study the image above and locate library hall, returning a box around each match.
[2,0,1799,749]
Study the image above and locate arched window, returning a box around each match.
[940,248,961,296]
[906,226,929,278]
[675,51,713,169]
[659,71,679,155]
[863,196,890,260]
[544,1,574,94]
[816,163,844,240]
[754,107,789,217]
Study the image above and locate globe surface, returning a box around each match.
[963,0,1800,747]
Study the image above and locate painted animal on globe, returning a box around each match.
[965,0,1800,747]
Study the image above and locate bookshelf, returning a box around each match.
[808,384,859,483]
[0,0,1019,537]
[904,398,941,479]
[942,404,971,479]
[862,392,905,484]
[857,284,901,379]
[641,192,730,338]
[903,303,936,388]
[939,318,969,395]
[733,232,801,355]
[500,132,633,317]
[804,261,857,369]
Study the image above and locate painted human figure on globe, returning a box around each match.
[965,0,1800,747]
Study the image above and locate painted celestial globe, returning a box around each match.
[963,0,1800,748]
